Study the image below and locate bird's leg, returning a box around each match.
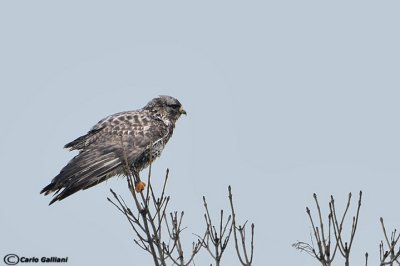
[130,166,146,193]
[135,181,146,193]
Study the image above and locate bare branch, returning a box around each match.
[294,191,363,266]
[228,186,254,266]
[380,217,400,266]
[110,137,254,266]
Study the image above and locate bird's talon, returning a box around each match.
[135,181,146,192]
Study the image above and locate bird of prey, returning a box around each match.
[41,95,186,205]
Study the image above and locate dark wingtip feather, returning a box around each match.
[48,186,83,205]
[48,197,58,205]
[40,183,59,205]
[40,183,55,195]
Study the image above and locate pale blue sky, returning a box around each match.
[1,1,400,265]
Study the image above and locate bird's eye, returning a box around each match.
[168,104,181,109]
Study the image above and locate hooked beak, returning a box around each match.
[179,106,187,115]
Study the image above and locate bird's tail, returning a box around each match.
[41,150,122,205]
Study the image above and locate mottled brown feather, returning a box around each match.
[41,96,185,205]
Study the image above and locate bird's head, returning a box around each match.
[144,95,187,123]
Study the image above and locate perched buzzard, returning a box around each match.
[41,95,186,205]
